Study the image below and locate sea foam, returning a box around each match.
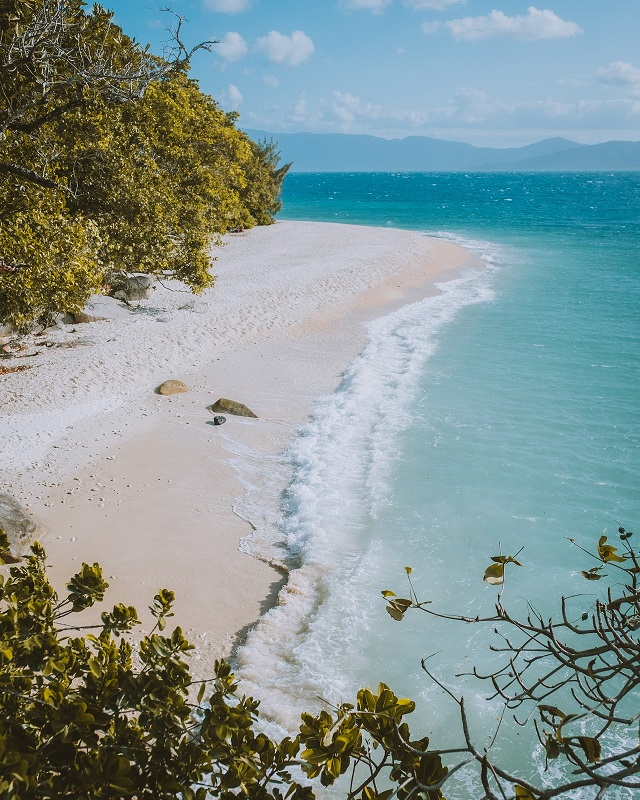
[238,240,497,736]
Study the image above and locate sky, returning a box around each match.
[105,1,640,148]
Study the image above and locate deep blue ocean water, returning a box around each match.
[239,173,640,798]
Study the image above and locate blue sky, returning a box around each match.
[106,1,640,147]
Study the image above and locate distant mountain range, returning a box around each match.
[244,129,640,172]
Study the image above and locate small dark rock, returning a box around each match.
[212,415,226,426]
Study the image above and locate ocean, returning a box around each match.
[238,172,640,797]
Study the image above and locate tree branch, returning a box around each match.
[0,162,63,190]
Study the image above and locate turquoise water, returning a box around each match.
[240,173,640,797]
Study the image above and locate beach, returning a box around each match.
[1,220,474,671]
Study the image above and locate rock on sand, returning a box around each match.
[157,380,190,395]
[210,398,258,418]
[0,492,45,560]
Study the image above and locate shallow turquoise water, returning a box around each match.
[241,173,640,797]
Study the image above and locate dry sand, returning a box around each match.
[0,221,475,672]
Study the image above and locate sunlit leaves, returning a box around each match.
[483,554,523,585]
[65,562,108,612]
[0,542,313,798]
[299,683,445,798]
[382,592,413,621]
[0,6,289,328]
[149,588,175,631]
[0,190,103,330]
[597,536,626,563]
[100,603,139,635]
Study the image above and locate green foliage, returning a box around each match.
[0,3,290,328]
[239,138,292,227]
[0,534,448,800]
[56,72,255,291]
[0,186,102,330]
[2,520,637,799]
[300,685,446,800]
[0,537,305,799]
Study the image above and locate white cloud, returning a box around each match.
[597,61,640,95]
[287,96,309,123]
[425,6,582,41]
[342,0,391,13]
[405,0,466,10]
[227,83,243,108]
[444,87,495,123]
[283,91,428,130]
[215,32,248,62]
[432,90,612,126]
[332,91,384,122]
[203,0,251,12]
[256,30,314,66]
[329,92,428,127]
[265,85,640,142]
[263,74,280,87]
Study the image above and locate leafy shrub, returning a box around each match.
[0,535,446,800]
[0,188,102,330]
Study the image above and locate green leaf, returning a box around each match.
[545,735,560,759]
[597,536,626,563]
[483,563,504,585]
[385,598,412,621]
[538,705,567,720]
[577,736,602,763]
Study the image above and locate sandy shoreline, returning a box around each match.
[1,221,475,670]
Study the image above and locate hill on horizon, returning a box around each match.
[244,130,640,172]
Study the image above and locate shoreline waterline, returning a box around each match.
[0,220,478,672]
[236,235,498,735]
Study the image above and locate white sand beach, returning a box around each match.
[0,221,475,672]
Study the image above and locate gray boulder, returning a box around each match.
[0,492,45,561]
[74,294,132,323]
[210,398,258,418]
[111,274,156,305]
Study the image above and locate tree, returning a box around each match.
[57,71,258,291]
[238,137,292,227]
[380,531,640,798]
[0,3,291,329]
[0,187,101,329]
[0,0,207,191]
[0,1,217,328]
